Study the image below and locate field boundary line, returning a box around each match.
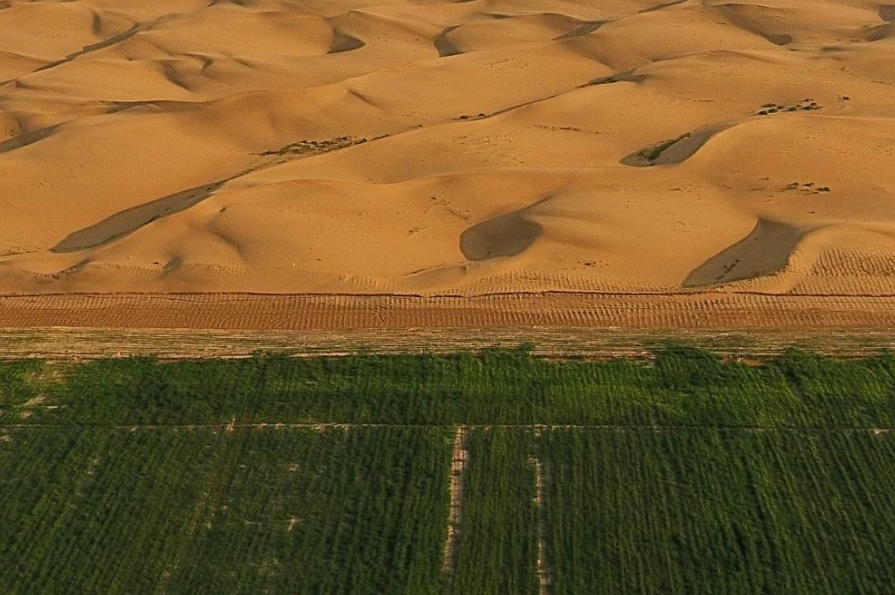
[442,426,469,579]
[2,423,893,434]
[530,448,551,595]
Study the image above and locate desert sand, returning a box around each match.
[1,0,894,298]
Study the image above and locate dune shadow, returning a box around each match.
[640,0,688,13]
[329,30,365,54]
[587,71,647,87]
[714,5,793,46]
[435,26,462,58]
[460,210,543,261]
[52,180,225,253]
[684,219,803,287]
[764,33,792,45]
[0,124,59,155]
[34,25,140,75]
[865,23,893,42]
[868,7,895,41]
[104,100,162,115]
[161,61,190,90]
[556,20,607,40]
[621,124,728,167]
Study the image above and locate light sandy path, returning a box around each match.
[530,454,550,595]
[442,426,468,577]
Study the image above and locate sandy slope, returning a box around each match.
[1,0,894,296]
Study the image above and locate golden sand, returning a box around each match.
[1,0,894,297]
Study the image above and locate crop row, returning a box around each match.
[0,427,452,595]
[3,348,895,428]
[2,424,894,594]
[540,428,895,595]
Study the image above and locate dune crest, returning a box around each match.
[0,0,894,296]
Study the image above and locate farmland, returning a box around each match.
[2,349,895,593]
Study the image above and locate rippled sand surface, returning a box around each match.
[1,0,894,295]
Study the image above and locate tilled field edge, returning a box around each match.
[1,292,894,358]
[1,291,895,330]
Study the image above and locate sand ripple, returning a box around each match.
[0,0,893,295]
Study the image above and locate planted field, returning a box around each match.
[0,426,451,595]
[540,429,895,595]
[448,428,539,595]
[2,349,895,593]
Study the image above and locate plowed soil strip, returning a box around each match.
[2,292,895,330]
[1,326,894,360]
[2,292,895,359]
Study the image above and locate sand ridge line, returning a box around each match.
[49,132,381,255]
[28,24,142,79]
[621,120,738,167]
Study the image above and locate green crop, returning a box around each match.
[1,348,894,593]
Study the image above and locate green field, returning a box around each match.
[2,348,895,594]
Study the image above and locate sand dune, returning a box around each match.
[1,0,894,296]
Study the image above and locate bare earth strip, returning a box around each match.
[442,426,468,578]
[2,292,895,330]
[530,453,551,595]
[1,292,895,358]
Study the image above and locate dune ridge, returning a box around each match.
[0,0,894,296]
